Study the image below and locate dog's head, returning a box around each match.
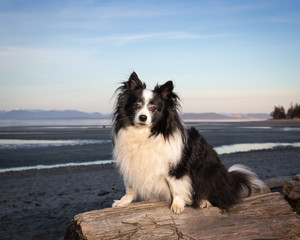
[113,72,182,138]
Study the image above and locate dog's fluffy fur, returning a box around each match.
[112,72,266,214]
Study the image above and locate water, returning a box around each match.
[0,160,115,173]
[1,119,299,172]
[1,140,299,173]
[0,139,111,150]
[215,142,300,155]
[1,139,298,153]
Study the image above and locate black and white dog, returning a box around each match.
[112,72,266,214]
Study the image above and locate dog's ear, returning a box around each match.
[126,72,146,90]
[155,81,174,100]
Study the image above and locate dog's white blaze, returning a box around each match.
[142,89,153,102]
[113,126,192,204]
[134,89,153,126]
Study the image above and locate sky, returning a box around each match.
[0,0,300,114]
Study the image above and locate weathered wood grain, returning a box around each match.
[65,193,300,240]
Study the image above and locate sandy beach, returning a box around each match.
[0,120,300,239]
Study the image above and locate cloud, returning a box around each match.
[0,2,179,38]
[267,15,300,24]
[77,32,231,45]
[56,1,180,20]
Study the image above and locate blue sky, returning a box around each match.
[0,0,299,114]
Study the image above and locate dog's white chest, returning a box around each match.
[113,126,183,200]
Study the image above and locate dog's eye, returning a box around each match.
[149,106,157,113]
[133,103,141,110]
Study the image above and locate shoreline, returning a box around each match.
[1,120,300,170]
[1,143,300,173]
[0,118,299,128]
[1,146,299,178]
[1,121,300,239]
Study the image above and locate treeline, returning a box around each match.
[271,103,300,119]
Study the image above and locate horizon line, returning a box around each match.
[0,109,271,115]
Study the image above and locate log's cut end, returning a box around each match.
[65,193,300,240]
[284,174,300,214]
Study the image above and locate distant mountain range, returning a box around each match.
[0,110,270,120]
[181,112,270,120]
[0,110,110,119]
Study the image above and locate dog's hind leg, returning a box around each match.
[199,199,212,208]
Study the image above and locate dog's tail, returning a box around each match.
[228,164,268,198]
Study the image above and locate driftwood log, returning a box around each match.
[65,192,300,240]
[284,174,300,214]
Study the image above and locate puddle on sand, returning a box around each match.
[215,142,300,155]
[0,139,111,149]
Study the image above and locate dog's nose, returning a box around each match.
[139,115,147,122]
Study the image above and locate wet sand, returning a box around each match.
[0,120,300,239]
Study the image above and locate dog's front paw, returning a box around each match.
[171,197,185,214]
[199,199,211,208]
[112,199,131,208]
[171,202,185,214]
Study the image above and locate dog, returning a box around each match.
[112,72,266,214]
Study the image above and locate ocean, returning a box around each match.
[1,119,300,173]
